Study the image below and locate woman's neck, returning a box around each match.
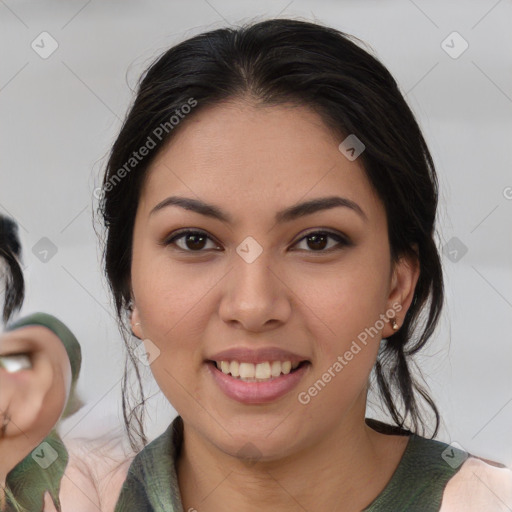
[177,415,410,512]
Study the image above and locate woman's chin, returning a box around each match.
[201,423,305,465]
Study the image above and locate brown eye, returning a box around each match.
[164,230,219,252]
[294,231,351,252]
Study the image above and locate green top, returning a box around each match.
[114,416,468,512]
[4,430,69,512]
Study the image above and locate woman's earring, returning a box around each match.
[391,319,399,331]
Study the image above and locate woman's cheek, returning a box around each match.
[150,346,201,416]
[309,288,384,374]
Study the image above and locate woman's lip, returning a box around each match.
[206,361,310,404]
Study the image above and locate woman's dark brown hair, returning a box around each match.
[97,18,444,451]
[0,215,24,325]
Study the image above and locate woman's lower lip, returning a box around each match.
[206,361,309,404]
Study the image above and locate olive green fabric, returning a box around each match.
[361,425,467,511]
[115,415,467,511]
[4,429,69,512]
[114,417,185,512]
[2,313,82,512]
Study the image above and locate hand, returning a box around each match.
[0,323,75,512]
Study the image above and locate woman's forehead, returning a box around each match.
[139,102,382,222]
[157,100,340,159]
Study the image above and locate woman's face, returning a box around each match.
[130,100,418,460]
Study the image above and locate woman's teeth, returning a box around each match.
[215,360,301,381]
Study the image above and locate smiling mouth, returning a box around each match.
[207,360,310,382]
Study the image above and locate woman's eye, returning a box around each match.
[164,230,220,252]
[163,229,350,253]
[294,231,350,252]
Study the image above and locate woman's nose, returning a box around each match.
[218,243,292,332]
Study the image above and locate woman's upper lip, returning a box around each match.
[207,347,309,364]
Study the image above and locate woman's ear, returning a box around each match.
[382,245,420,338]
[0,325,72,482]
[130,303,143,340]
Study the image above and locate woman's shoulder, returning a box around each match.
[401,434,512,511]
[439,453,512,511]
[365,420,512,511]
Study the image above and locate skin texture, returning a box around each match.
[130,99,420,511]
[0,326,72,497]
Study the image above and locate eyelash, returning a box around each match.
[162,229,352,254]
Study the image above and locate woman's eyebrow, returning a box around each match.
[149,195,368,224]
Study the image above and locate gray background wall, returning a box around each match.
[1,0,511,464]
